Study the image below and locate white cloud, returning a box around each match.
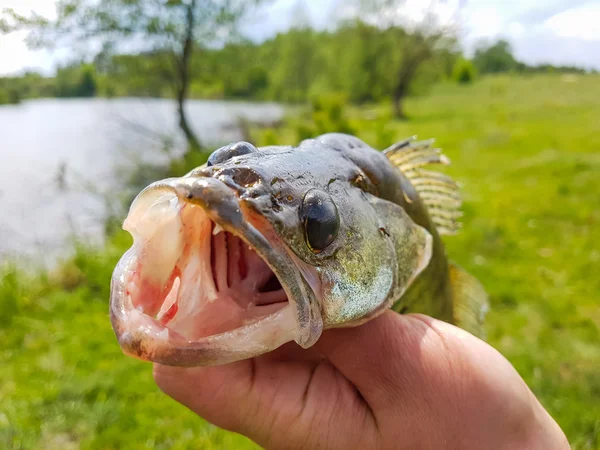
[462,5,504,39]
[333,0,463,31]
[459,0,600,69]
[544,2,600,41]
[0,0,56,17]
[385,0,461,27]
[1,0,599,75]
[505,22,526,39]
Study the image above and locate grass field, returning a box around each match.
[1,74,599,449]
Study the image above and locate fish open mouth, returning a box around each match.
[110,176,322,366]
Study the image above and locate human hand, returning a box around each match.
[153,311,569,449]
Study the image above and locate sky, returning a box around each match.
[1,0,599,76]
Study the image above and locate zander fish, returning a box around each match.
[110,133,488,366]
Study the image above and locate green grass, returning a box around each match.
[1,74,599,449]
[0,236,259,450]
[355,74,600,449]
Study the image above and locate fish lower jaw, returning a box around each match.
[114,301,297,367]
[110,190,300,366]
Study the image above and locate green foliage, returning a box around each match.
[102,53,173,98]
[0,19,458,107]
[473,39,518,74]
[1,0,272,151]
[77,66,97,97]
[452,58,477,84]
[258,128,280,146]
[0,64,99,100]
[268,28,319,102]
[518,62,586,75]
[471,39,584,78]
[261,74,600,448]
[7,88,21,104]
[0,90,7,105]
[1,72,600,448]
[369,107,396,150]
[55,64,98,98]
[167,148,210,178]
[286,93,356,141]
[0,73,53,102]
[0,267,28,327]
[0,87,21,105]
[0,4,590,110]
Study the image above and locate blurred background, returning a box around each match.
[0,0,598,448]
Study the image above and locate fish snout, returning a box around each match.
[110,174,323,366]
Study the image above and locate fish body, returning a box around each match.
[110,133,488,366]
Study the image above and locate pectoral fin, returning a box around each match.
[449,263,489,339]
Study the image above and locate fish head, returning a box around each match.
[245,136,433,329]
[110,137,432,367]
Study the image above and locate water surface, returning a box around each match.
[0,98,284,265]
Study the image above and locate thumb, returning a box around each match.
[315,310,454,413]
[152,310,428,439]
[152,342,335,441]
[153,360,257,433]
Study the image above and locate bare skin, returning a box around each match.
[154,311,570,450]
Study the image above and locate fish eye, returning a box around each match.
[300,190,339,254]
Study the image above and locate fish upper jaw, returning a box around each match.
[109,175,323,367]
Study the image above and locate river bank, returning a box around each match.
[1,75,599,449]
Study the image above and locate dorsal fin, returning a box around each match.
[384,137,462,236]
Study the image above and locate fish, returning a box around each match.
[110,133,488,367]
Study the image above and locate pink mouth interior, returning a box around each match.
[125,198,290,342]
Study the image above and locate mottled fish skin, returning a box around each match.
[111,132,486,367]
[195,133,447,327]
[285,133,453,324]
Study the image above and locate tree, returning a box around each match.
[54,63,98,97]
[354,0,456,118]
[1,0,269,152]
[473,39,518,74]
[269,28,318,102]
[77,65,98,97]
[267,2,318,103]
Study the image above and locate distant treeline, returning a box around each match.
[0,24,591,106]
[0,65,97,104]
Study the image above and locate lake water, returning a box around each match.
[0,98,284,266]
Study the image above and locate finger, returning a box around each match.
[315,310,465,413]
[153,360,256,432]
[152,342,328,438]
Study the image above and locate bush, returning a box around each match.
[292,93,356,140]
[258,128,279,146]
[453,58,477,85]
[0,88,20,105]
[7,88,21,104]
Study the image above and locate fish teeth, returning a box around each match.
[125,191,184,286]
[213,223,224,235]
[157,328,169,341]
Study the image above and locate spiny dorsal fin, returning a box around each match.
[384,137,462,236]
